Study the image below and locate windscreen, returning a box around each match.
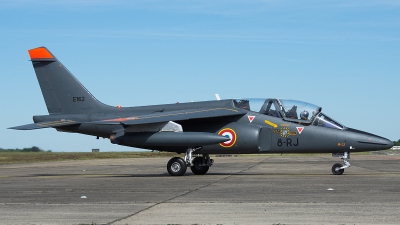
[313,113,344,130]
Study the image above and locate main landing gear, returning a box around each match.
[331,152,351,175]
[167,147,214,176]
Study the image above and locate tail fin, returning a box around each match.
[29,47,111,114]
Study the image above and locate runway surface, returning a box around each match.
[1,155,400,224]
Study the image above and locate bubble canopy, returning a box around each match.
[233,98,344,129]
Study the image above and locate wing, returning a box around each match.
[9,107,245,130]
[90,107,245,126]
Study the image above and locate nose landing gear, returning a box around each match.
[167,147,214,176]
[332,152,351,175]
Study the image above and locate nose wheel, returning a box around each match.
[332,163,344,175]
[332,152,351,175]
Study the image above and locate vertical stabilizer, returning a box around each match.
[28,47,111,114]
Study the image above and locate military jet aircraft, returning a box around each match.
[10,47,393,176]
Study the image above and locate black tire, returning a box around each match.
[332,163,344,175]
[167,157,187,176]
[190,157,209,175]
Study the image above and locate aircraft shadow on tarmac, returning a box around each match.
[26,172,346,178]
[25,173,168,178]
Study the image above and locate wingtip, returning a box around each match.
[28,47,54,60]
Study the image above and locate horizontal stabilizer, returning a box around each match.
[9,120,80,130]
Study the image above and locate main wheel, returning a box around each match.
[190,157,209,175]
[332,163,344,175]
[167,157,187,176]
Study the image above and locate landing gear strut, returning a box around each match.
[167,147,214,176]
[332,152,351,175]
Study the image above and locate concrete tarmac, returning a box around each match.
[1,155,400,225]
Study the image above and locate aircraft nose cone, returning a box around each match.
[383,138,394,149]
[346,128,393,151]
[362,135,393,148]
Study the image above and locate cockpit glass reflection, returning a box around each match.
[233,98,344,128]
[277,99,320,122]
[313,113,344,130]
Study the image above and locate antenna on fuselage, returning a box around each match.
[215,94,221,101]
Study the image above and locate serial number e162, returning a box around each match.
[73,97,85,102]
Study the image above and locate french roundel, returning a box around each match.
[218,128,237,148]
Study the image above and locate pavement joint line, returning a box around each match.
[107,157,269,225]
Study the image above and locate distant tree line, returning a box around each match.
[393,139,400,146]
[0,146,51,152]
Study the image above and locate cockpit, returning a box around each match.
[233,98,344,130]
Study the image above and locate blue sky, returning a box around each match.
[1,0,399,152]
